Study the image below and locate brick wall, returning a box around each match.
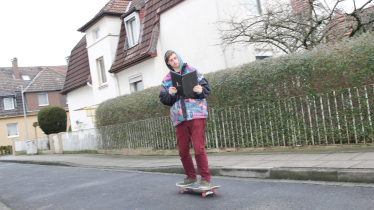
[25,91,66,111]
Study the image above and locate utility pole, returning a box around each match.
[21,85,29,139]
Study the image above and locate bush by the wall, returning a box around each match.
[38,106,67,135]
[0,146,12,155]
[96,32,374,128]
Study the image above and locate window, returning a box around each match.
[129,74,143,93]
[98,58,107,85]
[245,0,263,15]
[21,75,30,81]
[95,29,100,40]
[255,49,273,60]
[38,93,49,106]
[3,98,15,110]
[124,12,140,47]
[6,123,19,137]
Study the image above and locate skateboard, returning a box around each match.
[176,184,221,197]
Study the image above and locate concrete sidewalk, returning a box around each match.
[1,146,374,183]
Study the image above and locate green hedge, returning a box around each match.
[38,106,67,135]
[0,146,12,155]
[96,32,374,128]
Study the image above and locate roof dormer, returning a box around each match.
[123,11,140,48]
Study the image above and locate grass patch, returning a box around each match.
[63,150,98,154]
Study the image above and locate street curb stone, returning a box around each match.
[0,201,12,210]
[2,160,374,183]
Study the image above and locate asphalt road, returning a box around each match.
[0,162,373,210]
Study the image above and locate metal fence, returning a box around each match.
[14,85,374,152]
[98,85,374,150]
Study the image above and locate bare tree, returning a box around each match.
[217,0,374,54]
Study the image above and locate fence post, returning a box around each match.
[12,139,16,156]
[48,135,55,154]
[58,133,63,154]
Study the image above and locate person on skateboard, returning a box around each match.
[159,50,211,189]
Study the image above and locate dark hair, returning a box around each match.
[165,51,175,67]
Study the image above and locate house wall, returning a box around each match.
[25,91,66,111]
[65,16,123,132]
[118,0,265,93]
[85,16,123,104]
[67,85,95,131]
[0,115,46,146]
[116,58,156,95]
[157,0,257,75]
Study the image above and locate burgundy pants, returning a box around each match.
[176,119,211,181]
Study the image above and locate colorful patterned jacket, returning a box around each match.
[159,51,209,127]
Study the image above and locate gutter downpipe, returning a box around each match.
[110,73,121,97]
[21,86,29,140]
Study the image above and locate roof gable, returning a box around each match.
[78,0,130,32]
[0,67,42,96]
[24,67,66,93]
[109,0,185,73]
[61,36,91,95]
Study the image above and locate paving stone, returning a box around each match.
[319,153,362,161]
[264,154,300,161]
[289,154,328,161]
[315,161,362,168]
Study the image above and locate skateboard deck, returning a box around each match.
[176,184,221,197]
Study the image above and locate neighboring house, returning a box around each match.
[61,0,275,131]
[0,58,68,146]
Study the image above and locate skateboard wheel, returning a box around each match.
[212,190,216,195]
[180,189,185,194]
[202,193,206,198]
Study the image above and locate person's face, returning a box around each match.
[167,53,180,70]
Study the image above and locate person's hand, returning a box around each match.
[193,85,202,94]
[169,87,177,95]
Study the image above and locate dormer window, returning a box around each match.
[3,97,15,110]
[124,12,140,48]
[21,75,30,81]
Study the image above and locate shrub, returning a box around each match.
[38,106,67,135]
[95,32,374,128]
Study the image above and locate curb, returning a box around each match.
[2,160,374,183]
[0,201,12,210]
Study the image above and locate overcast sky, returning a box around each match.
[0,0,110,67]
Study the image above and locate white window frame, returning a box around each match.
[6,123,19,138]
[129,74,143,93]
[3,97,15,110]
[97,57,107,86]
[245,0,264,16]
[124,12,140,48]
[38,93,49,106]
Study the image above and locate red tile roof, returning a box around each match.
[78,0,130,32]
[48,65,67,75]
[61,36,90,95]
[109,0,185,73]
[24,67,66,92]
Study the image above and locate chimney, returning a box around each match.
[11,57,20,79]
[65,56,70,66]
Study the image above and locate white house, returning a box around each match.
[61,0,274,131]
